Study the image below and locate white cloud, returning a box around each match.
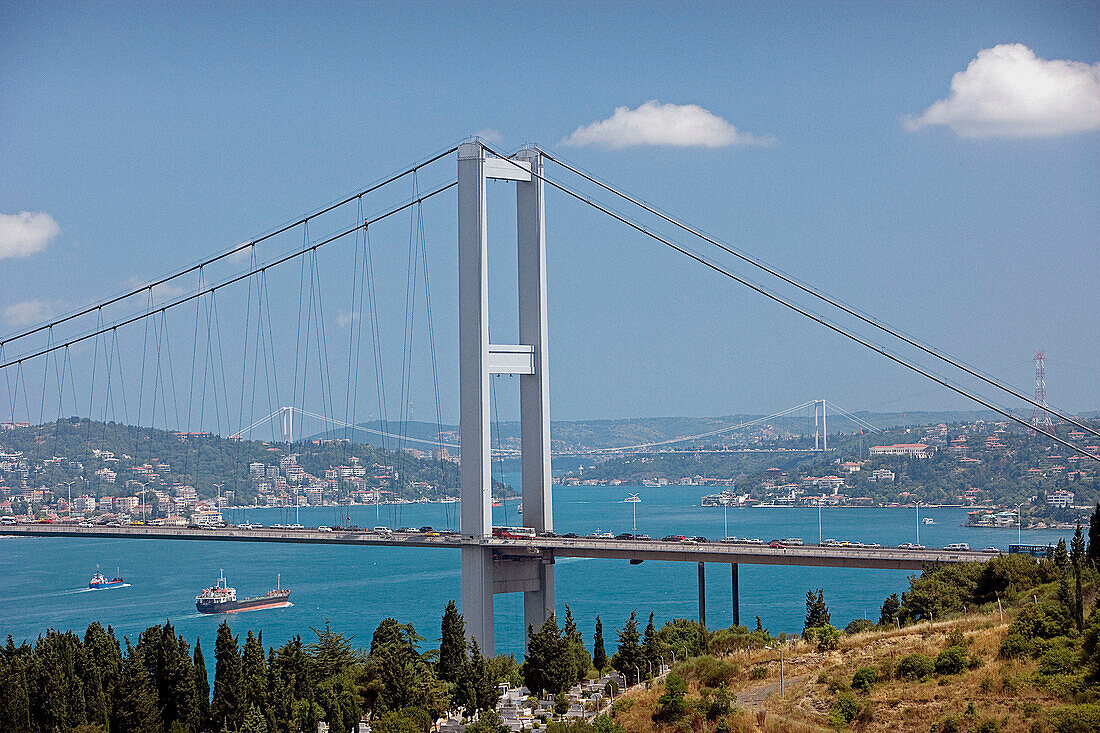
[336,310,360,328]
[0,212,60,259]
[4,300,52,327]
[563,100,774,149]
[906,44,1100,138]
[474,128,503,145]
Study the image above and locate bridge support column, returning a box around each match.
[698,562,706,628]
[731,563,739,627]
[458,140,554,655]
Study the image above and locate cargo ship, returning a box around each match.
[195,571,290,614]
[89,566,125,589]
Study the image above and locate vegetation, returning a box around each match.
[0,418,512,506]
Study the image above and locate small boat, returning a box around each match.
[89,565,125,590]
[922,518,935,525]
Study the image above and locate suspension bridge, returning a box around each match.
[2,139,1098,654]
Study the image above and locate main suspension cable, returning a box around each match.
[537,147,1099,440]
[479,145,1099,464]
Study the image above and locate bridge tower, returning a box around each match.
[459,141,554,655]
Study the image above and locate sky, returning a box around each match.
[0,1,1098,432]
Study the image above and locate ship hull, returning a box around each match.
[89,580,125,590]
[196,592,290,614]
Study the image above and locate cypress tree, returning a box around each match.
[522,615,569,696]
[592,616,608,675]
[1071,521,1086,631]
[193,638,210,727]
[212,622,243,731]
[438,600,467,686]
[804,589,831,632]
[240,630,268,716]
[113,641,161,733]
[1088,502,1100,567]
[1054,537,1069,572]
[0,658,31,732]
[642,612,658,671]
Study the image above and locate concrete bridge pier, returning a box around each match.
[731,563,739,627]
[698,562,706,627]
[458,141,553,656]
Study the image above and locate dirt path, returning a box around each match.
[736,674,808,708]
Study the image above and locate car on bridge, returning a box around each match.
[560,532,579,538]
[397,527,418,533]
[317,526,332,532]
[688,536,708,543]
[661,535,686,542]
[768,540,786,548]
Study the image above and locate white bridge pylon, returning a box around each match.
[458,142,553,655]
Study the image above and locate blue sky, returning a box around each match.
[1,1,1097,430]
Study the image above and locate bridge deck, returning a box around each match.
[0,524,993,570]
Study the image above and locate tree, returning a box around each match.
[113,641,161,733]
[1053,537,1069,573]
[878,593,901,627]
[1088,502,1100,568]
[642,613,658,673]
[652,672,687,723]
[563,605,592,686]
[522,615,569,697]
[1071,521,1086,631]
[459,638,499,715]
[240,630,268,717]
[0,657,31,732]
[193,638,210,727]
[610,611,644,686]
[438,600,466,686]
[309,620,357,678]
[592,616,608,675]
[804,589,831,632]
[212,621,243,731]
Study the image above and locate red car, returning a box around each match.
[768,540,786,548]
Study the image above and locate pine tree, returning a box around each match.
[610,611,644,685]
[592,616,608,675]
[563,605,591,686]
[522,615,569,696]
[459,638,499,715]
[1088,502,1100,568]
[193,638,210,728]
[212,621,243,731]
[438,600,467,686]
[1054,537,1069,573]
[879,593,901,627]
[1071,521,1086,631]
[240,703,270,733]
[804,589,831,632]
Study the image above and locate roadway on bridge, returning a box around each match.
[0,524,994,570]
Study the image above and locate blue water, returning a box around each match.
[0,485,1074,666]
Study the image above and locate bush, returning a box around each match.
[999,633,1031,659]
[674,656,740,688]
[826,689,860,728]
[750,665,767,680]
[805,624,841,651]
[845,618,876,635]
[1007,602,1072,643]
[652,673,688,723]
[897,653,935,680]
[934,646,969,675]
[1037,637,1077,676]
[1048,703,1100,733]
[851,666,877,693]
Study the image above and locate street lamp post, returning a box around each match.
[61,480,75,519]
[765,646,785,697]
[818,502,822,545]
[625,493,640,534]
[1015,502,1024,544]
[723,500,728,539]
[133,482,147,523]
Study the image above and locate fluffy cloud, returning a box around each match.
[906,44,1100,138]
[473,128,504,144]
[564,100,774,149]
[336,310,360,328]
[4,300,52,327]
[0,212,60,259]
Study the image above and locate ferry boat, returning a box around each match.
[196,571,290,614]
[88,566,125,589]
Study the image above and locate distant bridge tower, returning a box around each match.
[1030,351,1054,431]
[814,399,827,451]
[459,141,554,656]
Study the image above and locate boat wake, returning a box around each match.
[58,583,132,595]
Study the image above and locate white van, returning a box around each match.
[373,526,392,535]
[944,542,970,551]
